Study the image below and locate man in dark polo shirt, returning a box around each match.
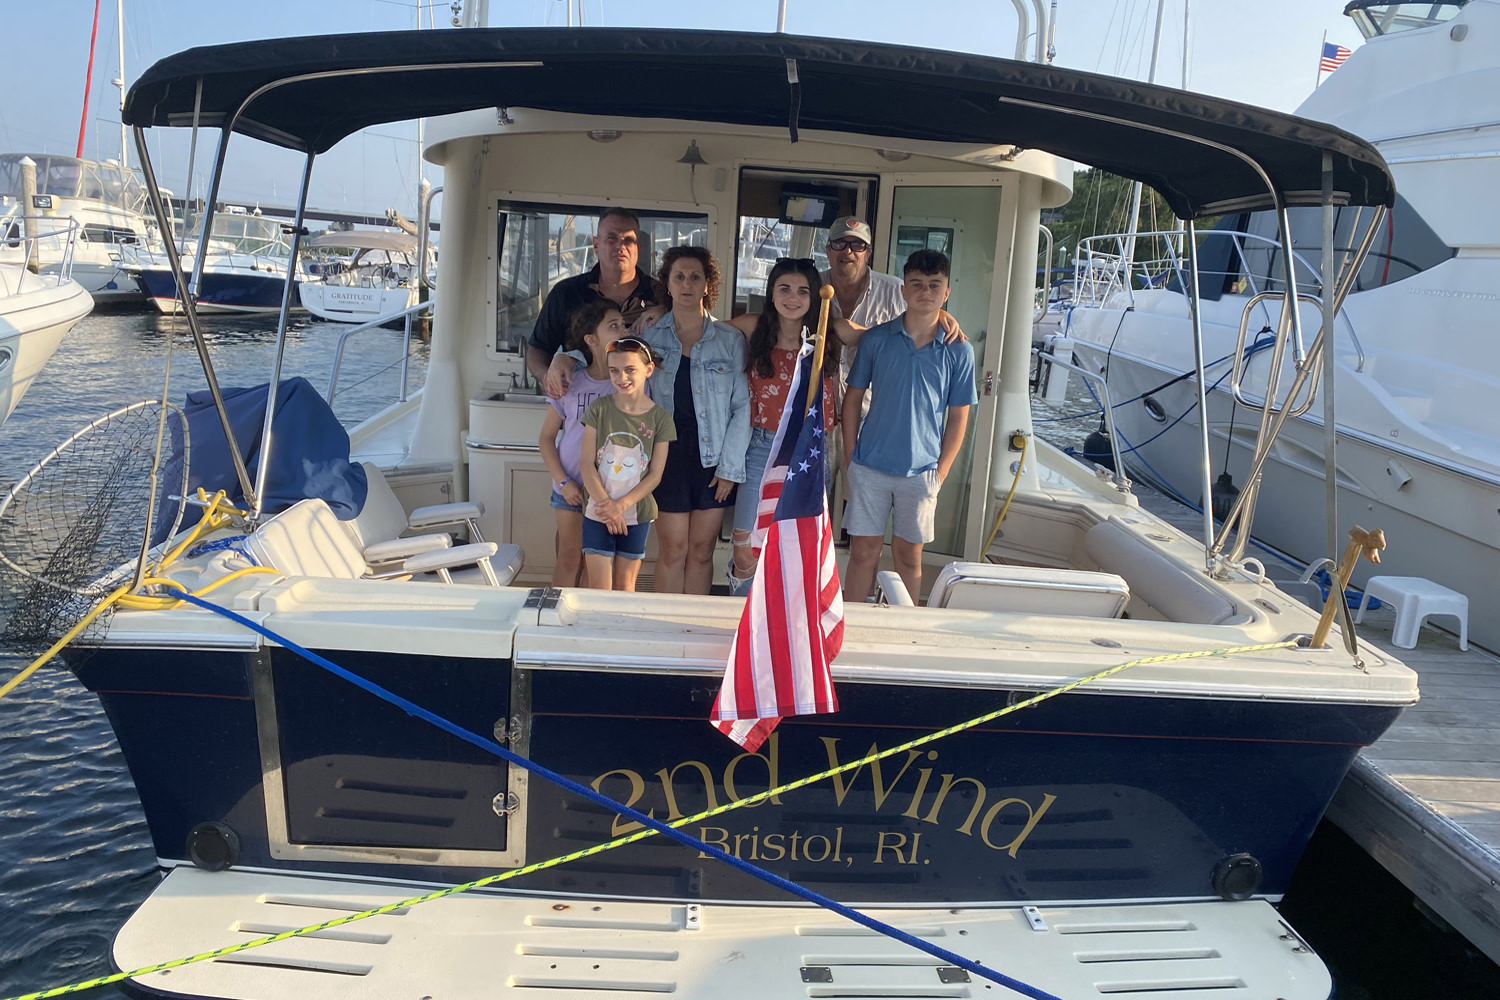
[527,207,658,398]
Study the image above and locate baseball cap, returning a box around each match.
[828,216,873,245]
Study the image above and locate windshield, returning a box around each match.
[1345,2,1467,38]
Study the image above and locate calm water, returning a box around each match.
[0,308,425,998]
[2,316,1497,998]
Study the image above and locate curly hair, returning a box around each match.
[747,257,839,380]
[657,245,721,311]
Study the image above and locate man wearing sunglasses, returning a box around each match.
[821,217,904,329]
[529,207,660,397]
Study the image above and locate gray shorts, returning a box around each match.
[843,461,942,544]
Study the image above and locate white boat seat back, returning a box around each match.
[1083,517,1241,625]
[351,461,418,548]
[926,562,1129,617]
[357,461,488,544]
[245,499,369,580]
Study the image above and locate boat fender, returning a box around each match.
[1082,420,1114,472]
[186,821,241,872]
[1211,853,1263,901]
[1209,472,1240,521]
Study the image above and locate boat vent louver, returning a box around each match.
[1059,916,1248,994]
[233,920,392,944]
[210,953,373,976]
[257,893,410,915]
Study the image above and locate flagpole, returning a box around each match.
[1316,29,1327,88]
[807,285,835,408]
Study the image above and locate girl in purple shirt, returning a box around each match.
[539,301,624,586]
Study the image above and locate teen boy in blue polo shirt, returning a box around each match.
[840,250,977,603]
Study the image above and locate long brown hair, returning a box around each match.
[748,258,839,380]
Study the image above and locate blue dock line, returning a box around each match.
[172,590,1062,1000]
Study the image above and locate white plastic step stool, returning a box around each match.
[1355,575,1468,650]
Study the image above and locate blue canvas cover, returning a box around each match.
[153,377,368,544]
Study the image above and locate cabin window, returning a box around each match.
[732,169,877,317]
[492,201,708,356]
[1222,194,1453,298]
[1347,2,1466,37]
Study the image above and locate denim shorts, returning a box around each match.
[732,426,777,536]
[581,517,650,560]
[550,489,583,513]
[843,461,942,544]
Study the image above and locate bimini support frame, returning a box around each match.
[1182,216,1215,568]
[252,152,317,519]
[132,123,258,510]
[1210,196,1389,572]
[995,94,1385,585]
[128,58,542,528]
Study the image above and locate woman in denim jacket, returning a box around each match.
[635,246,749,594]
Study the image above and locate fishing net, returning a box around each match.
[0,400,189,663]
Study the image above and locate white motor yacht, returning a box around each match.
[0,219,93,423]
[1061,0,1499,648]
[0,153,160,306]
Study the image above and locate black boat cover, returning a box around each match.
[123,28,1393,218]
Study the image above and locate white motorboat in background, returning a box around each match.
[0,219,94,422]
[1061,0,1499,648]
[0,153,160,306]
[298,229,427,323]
[125,207,306,314]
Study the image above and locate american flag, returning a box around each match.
[711,345,843,752]
[1320,42,1352,74]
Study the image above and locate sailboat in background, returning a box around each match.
[0,0,161,306]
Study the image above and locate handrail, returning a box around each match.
[1030,347,1131,492]
[326,299,433,404]
[0,216,84,292]
[1073,227,1367,371]
[1034,224,1053,322]
[1230,291,1322,418]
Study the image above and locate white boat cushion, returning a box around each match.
[927,562,1129,617]
[1083,517,1239,625]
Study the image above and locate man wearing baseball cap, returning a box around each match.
[821,216,904,329]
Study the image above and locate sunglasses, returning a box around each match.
[775,257,817,267]
[827,238,869,253]
[607,337,652,355]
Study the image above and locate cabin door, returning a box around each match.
[876,176,1015,564]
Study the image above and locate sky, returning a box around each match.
[1,0,1368,218]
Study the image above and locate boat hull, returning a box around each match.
[133,266,301,315]
[298,280,416,324]
[74,642,1402,906]
[0,272,93,422]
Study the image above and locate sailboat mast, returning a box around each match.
[77,0,103,158]
[1123,0,1169,273]
[116,0,127,170]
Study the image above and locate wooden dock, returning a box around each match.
[1130,486,1500,964]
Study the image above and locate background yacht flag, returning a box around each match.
[711,343,843,752]
[1319,41,1352,74]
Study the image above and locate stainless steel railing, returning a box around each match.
[326,299,433,405]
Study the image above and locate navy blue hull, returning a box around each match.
[73,646,1402,905]
[133,267,298,314]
